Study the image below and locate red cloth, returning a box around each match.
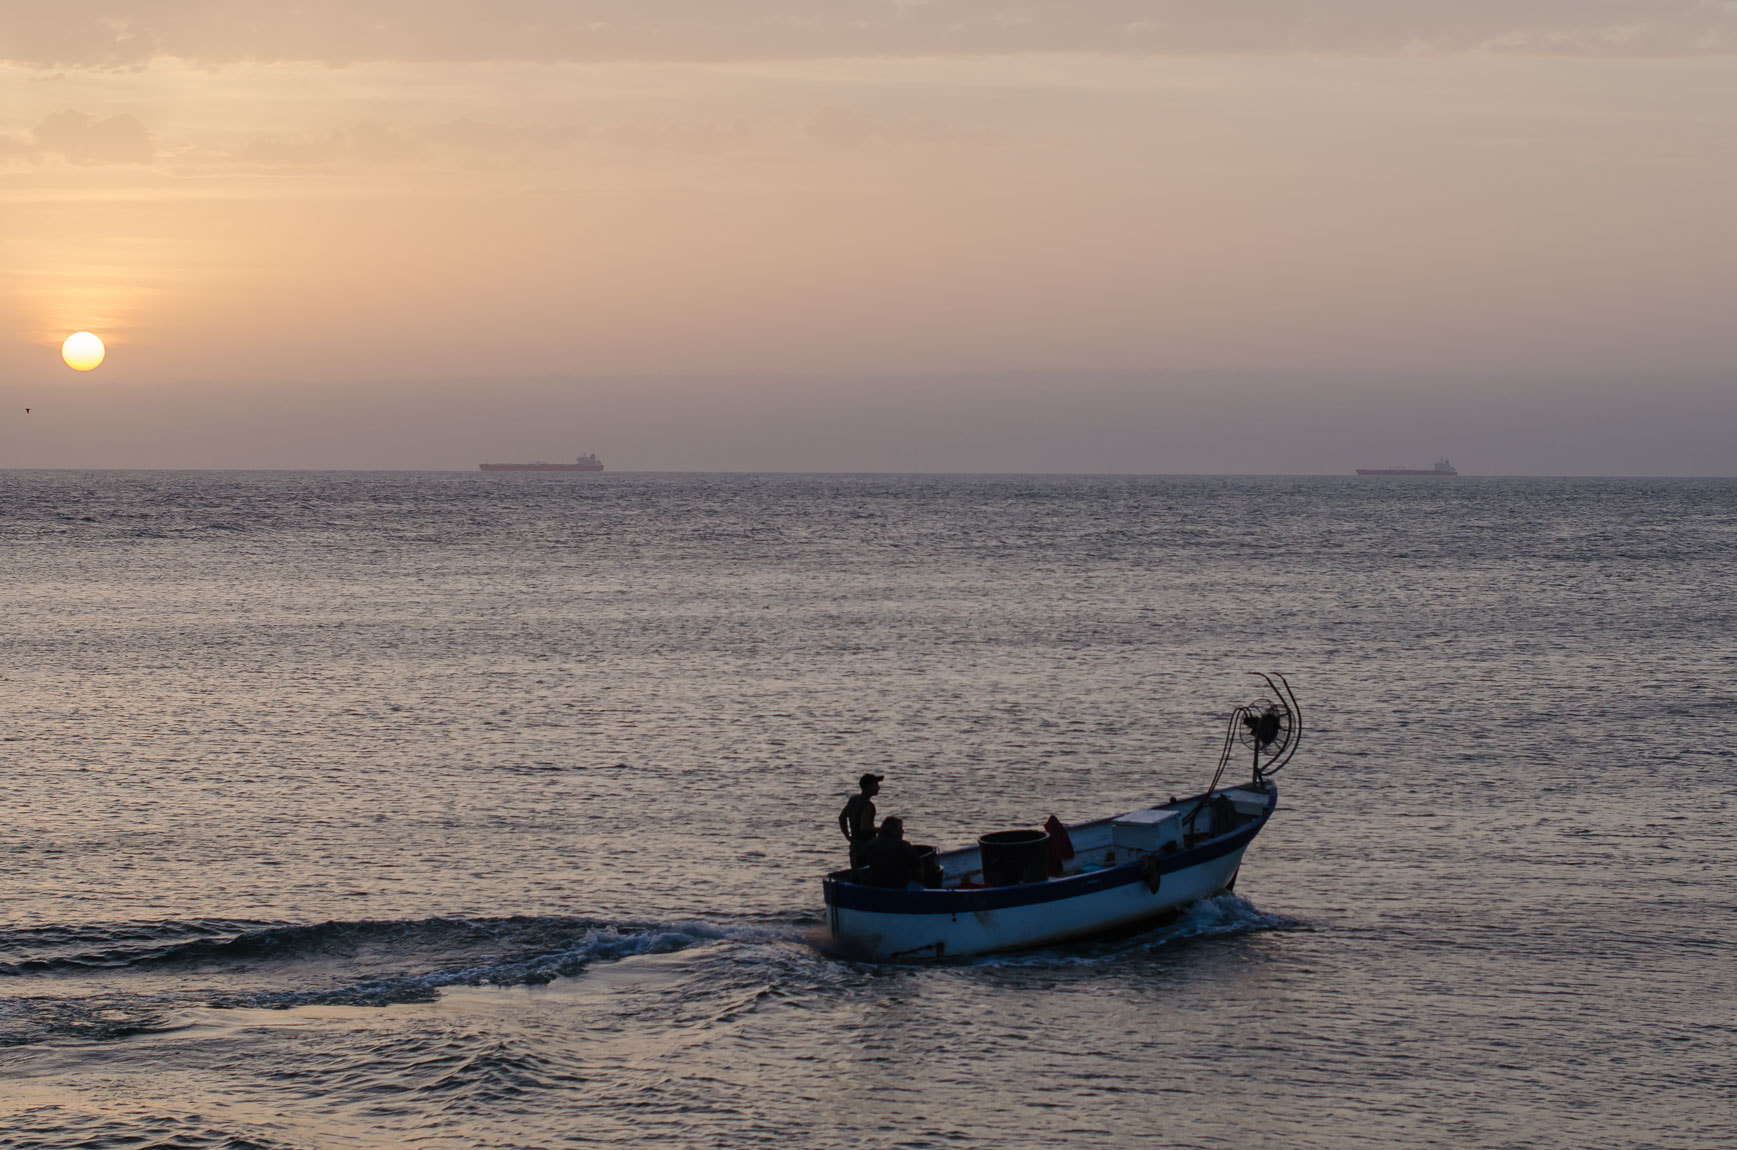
[1044,815,1076,877]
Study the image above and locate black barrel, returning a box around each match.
[978,829,1050,886]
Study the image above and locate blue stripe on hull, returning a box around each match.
[828,846,1249,961]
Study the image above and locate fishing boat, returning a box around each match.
[823,674,1301,962]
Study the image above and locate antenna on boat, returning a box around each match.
[1206,672,1302,792]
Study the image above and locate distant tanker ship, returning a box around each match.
[1356,459,1457,477]
[479,454,604,472]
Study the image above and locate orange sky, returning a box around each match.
[3,4,1735,471]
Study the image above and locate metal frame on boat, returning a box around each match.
[823,674,1302,962]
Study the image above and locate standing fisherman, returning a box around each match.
[838,773,883,870]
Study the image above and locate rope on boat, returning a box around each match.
[1193,672,1303,829]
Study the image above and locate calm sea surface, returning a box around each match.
[1,472,1733,1148]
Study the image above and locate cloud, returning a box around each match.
[805,107,1002,148]
[3,109,155,164]
[3,1,1736,68]
[420,117,589,155]
[240,120,420,166]
[227,108,988,173]
[234,118,600,168]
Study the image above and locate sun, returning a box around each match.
[62,331,106,371]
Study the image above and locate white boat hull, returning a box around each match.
[823,784,1276,962]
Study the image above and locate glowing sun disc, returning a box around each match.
[62,331,106,371]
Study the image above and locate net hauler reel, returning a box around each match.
[1206,672,1303,792]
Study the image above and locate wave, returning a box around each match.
[0,897,1289,1047]
[1162,891,1299,942]
[0,914,808,1046]
[0,914,799,979]
[2,897,1285,986]
[0,918,283,975]
[0,1107,298,1150]
[222,918,804,1010]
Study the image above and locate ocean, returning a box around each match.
[1,471,1732,1148]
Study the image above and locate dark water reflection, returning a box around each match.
[1,472,1733,1147]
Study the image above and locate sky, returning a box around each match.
[2,2,1735,472]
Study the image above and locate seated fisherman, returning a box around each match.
[838,773,883,869]
[863,816,925,890]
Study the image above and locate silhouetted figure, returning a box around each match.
[1043,814,1076,877]
[863,816,925,890]
[838,772,882,869]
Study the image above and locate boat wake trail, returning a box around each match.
[0,914,808,1046]
[0,898,1291,1046]
[2,915,796,982]
[1161,892,1298,944]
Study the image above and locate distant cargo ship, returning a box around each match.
[479,454,604,472]
[1356,459,1457,477]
